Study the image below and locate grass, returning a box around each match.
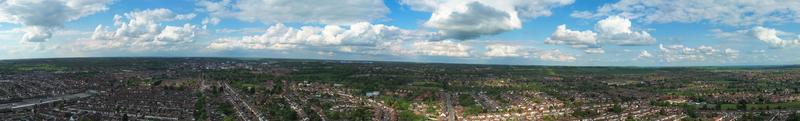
[16,64,67,71]
[719,104,737,110]
[457,94,477,106]
[231,80,262,91]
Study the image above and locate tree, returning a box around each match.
[788,112,800,121]
[700,104,710,110]
[681,105,698,118]
[625,116,638,121]
[609,104,624,113]
[737,99,748,110]
[122,114,129,121]
[740,112,767,121]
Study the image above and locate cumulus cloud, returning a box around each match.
[82,8,199,51]
[207,22,438,51]
[544,24,598,48]
[0,0,113,42]
[482,44,579,62]
[578,0,800,26]
[535,49,576,62]
[484,44,527,57]
[406,40,471,57]
[657,44,739,62]
[544,24,601,53]
[637,50,652,58]
[595,16,655,46]
[710,28,751,42]
[751,26,800,48]
[584,48,605,54]
[202,17,221,26]
[401,0,574,40]
[206,22,480,57]
[569,11,594,19]
[425,2,517,40]
[713,26,800,48]
[198,0,388,25]
[724,48,740,58]
[545,16,653,54]
[317,51,334,56]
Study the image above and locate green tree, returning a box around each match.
[788,112,800,121]
[609,104,624,113]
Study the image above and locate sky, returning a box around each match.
[1,0,800,66]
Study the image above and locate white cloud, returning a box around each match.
[535,49,576,62]
[209,22,588,58]
[317,51,334,56]
[544,24,603,54]
[545,16,654,54]
[580,0,800,26]
[710,28,751,42]
[637,50,652,58]
[657,44,739,62]
[712,26,800,48]
[544,24,598,48]
[216,27,264,34]
[569,11,594,19]
[0,28,23,41]
[202,17,221,26]
[155,24,197,43]
[207,22,438,51]
[484,44,527,57]
[751,49,766,53]
[20,26,51,42]
[198,0,388,25]
[338,46,355,53]
[596,16,632,35]
[426,2,518,39]
[751,26,800,48]
[401,0,574,39]
[482,44,580,62]
[81,8,199,51]
[0,0,113,42]
[407,40,471,57]
[595,16,655,46]
[205,22,476,57]
[0,42,62,58]
[584,48,605,54]
[724,48,740,59]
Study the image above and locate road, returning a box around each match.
[282,81,310,121]
[223,82,267,121]
[310,105,328,121]
[283,93,309,121]
[0,90,96,110]
[443,92,455,121]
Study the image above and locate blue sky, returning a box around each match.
[1,0,799,66]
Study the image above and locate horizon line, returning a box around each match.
[2,56,797,68]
